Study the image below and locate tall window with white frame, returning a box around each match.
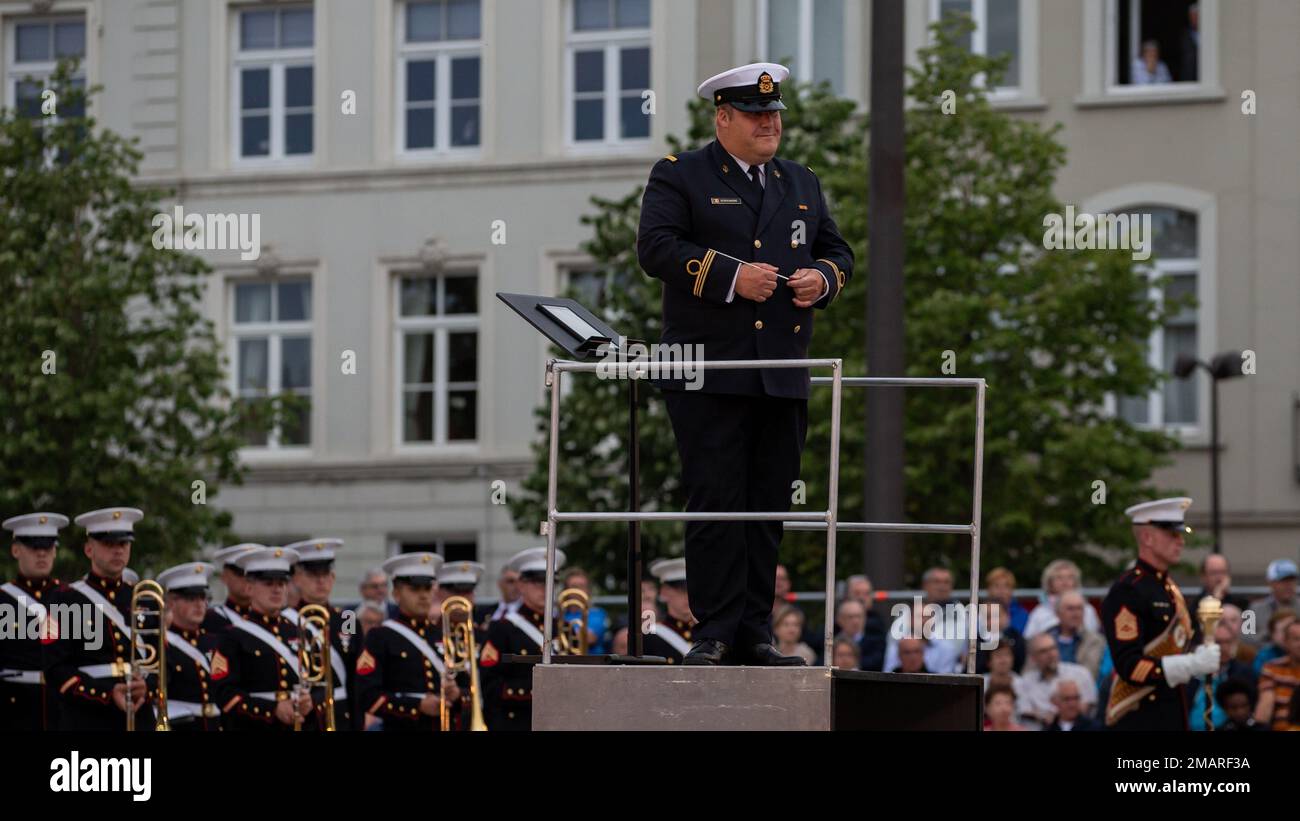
[233,5,314,163]
[932,0,1020,93]
[398,0,482,154]
[1118,206,1199,430]
[761,0,845,95]
[568,0,651,146]
[231,278,313,449]
[5,15,86,121]
[395,537,477,562]
[397,273,479,445]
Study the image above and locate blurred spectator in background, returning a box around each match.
[1024,559,1101,638]
[1219,604,1257,665]
[1179,3,1200,82]
[884,567,965,674]
[845,574,873,608]
[835,597,885,671]
[610,626,628,656]
[1216,678,1266,731]
[773,604,817,665]
[986,567,1028,634]
[359,567,398,619]
[1252,609,1296,675]
[489,565,521,621]
[831,634,861,670]
[893,637,930,674]
[1047,591,1105,679]
[1132,39,1172,85]
[1044,679,1097,732]
[1192,553,1249,611]
[975,600,1025,674]
[1189,622,1258,731]
[1255,620,1300,731]
[984,684,1026,731]
[1019,633,1098,729]
[357,600,386,638]
[1245,559,1299,647]
[982,642,1024,702]
[561,567,608,653]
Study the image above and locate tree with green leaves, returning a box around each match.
[512,18,1183,595]
[0,64,274,580]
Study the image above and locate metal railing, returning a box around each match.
[539,357,987,673]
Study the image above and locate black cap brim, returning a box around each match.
[729,99,786,113]
[89,531,135,544]
[14,536,57,549]
[249,571,291,582]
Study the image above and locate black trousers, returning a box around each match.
[663,390,808,648]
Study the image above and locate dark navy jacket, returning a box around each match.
[636,139,854,398]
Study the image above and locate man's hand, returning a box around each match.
[275,698,297,725]
[129,676,147,710]
[788,268,826,308]
[735,263,779,302]
[295,689,314,720]
[442,674,462,704]
[418,693,441,717]
[112,682,130,713]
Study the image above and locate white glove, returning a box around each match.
[1161,643,1221,687]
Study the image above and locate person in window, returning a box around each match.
[1132,39,1172,85]
[1179,3,1200,83]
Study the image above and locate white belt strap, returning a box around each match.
[381,619,446,676]
[0,669,43,685]
[78,664,118,679]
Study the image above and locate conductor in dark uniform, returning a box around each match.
[478,547,564,731]
[1102,498,1220,730]
[158,562,222,731]
[636,62,854,666]
[0,512,66,731]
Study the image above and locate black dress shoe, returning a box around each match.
[683,639,730,665]
[741,642,808,666]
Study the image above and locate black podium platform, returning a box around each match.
[533,666,983,731]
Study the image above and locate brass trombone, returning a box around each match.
[557,588,590,656]
[127,580,169,732]
[296,604,336,731]
[440,596,487,732]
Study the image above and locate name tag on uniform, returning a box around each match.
[710,197,742,206]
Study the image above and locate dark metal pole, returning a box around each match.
[864,0,907,589]
[1210,373,1222,554]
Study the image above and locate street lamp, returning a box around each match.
[1173,350,1246,554]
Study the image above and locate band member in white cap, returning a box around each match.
[44,507,154,730]
[637,61,853,666]
[157,561,221,731]
[432,560,487,730]
[355,552,460,731]
[284,537,355,730]
[1,512,67,730]
[1102,497,1219,730]
[202,543,265,632]
[643,558,697,664]
[478,547,566,731]
[209,546,317,731]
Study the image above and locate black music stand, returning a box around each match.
[497,292,666,665]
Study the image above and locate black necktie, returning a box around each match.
[748,163,764,192]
